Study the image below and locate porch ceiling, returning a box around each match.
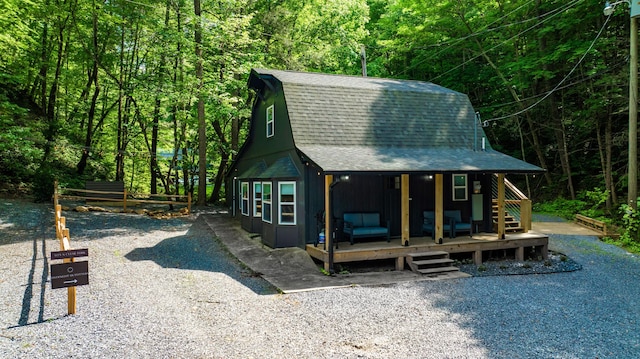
[298,145,544,174]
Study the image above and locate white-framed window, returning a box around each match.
[266,105,274,138]
[452,174,468,201]
[262,182,272,223]
[278,181,296,225]
[253,182,262,217]
[240,181,249,215]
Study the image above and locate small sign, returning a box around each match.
[51,248,89,260]
[51,261,89,289]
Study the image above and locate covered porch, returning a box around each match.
[318,171,542,272]
[306,231,549,271]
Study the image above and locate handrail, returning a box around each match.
[504,177,528,200]
[492,174,531,232]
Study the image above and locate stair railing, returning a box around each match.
[491,175,532,232]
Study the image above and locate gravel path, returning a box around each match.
[1,199,640,358]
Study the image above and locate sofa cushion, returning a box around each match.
[361,213,380,227]
[352,227,388,236]
[343,213,363,227]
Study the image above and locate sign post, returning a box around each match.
[51,261,89,289]
[50,247,89,314]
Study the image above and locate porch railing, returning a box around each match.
[491,175,532,232]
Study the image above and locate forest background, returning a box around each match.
[1,0,638,240]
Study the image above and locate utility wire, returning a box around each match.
[481,13,611,122]
[428,0,583,82]
[475,58,627,112]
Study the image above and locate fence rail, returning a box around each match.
[575,214,618,238]
[53,184,77,314]
[55,182,191,214]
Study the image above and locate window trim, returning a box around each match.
[253,182,262,217]
[266,105,274,138]
[262,181,272,223]
[278,181,296,225]
[240,181,249,216]
[452,174,468,201]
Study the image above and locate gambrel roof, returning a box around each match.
[248,69,543,174]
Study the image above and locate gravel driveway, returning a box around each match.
[1,199,640,358]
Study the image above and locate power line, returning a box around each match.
[482,12,612,123]
[427,0,584,82]
[475,58,627,112]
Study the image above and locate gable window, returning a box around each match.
[266,105,274,138]
[253,182,262,217]
[262,182,272,223]
[240,181,249,215]
[278,182,296,225]
[452,174,468,201]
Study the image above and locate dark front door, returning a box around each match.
[385,176,402,237]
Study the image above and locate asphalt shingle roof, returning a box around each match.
[251,69,543,173]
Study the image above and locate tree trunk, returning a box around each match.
[209,119,229,203]
[42,10,70,161]
[456,4,552,186]
[77,8,101,175]
[194,0,206,206]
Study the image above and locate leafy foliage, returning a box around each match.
[0,0,635,244]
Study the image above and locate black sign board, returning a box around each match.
[51,261,89,289]
[51,248,89,260]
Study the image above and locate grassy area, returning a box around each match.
[600,236,640,255]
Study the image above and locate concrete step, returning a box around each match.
[411,258,455,266]
[407,251,449,258]
[407,251,460,276]
[417,266,461,275]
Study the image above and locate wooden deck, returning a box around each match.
[306,232,549,271]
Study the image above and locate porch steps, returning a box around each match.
[406,251,460,276]
[492,203,523,233]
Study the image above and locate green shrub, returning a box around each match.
[619,204,640,243]
[533,197,587,220]
[32,165,56,202]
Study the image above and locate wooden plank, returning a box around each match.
[324,175,332,272]
[435,174,444,243]
[85,181,125,200]
[68,286,76,314]
[473,251,482,265]
[497,173,505,239]
[401,174,410,246]
[521,199,532,232]
[407,251,450,258]
[575,214,607,234]
[305,234,550,267]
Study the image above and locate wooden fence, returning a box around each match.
[54,181,191,214]
[575,214,618,238]
[53,185,77,314]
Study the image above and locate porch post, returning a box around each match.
[324,174,333,272]
[401,174,410,246]
[521,199,532,233]
[497,173,506,239]
[435,174,444,243]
